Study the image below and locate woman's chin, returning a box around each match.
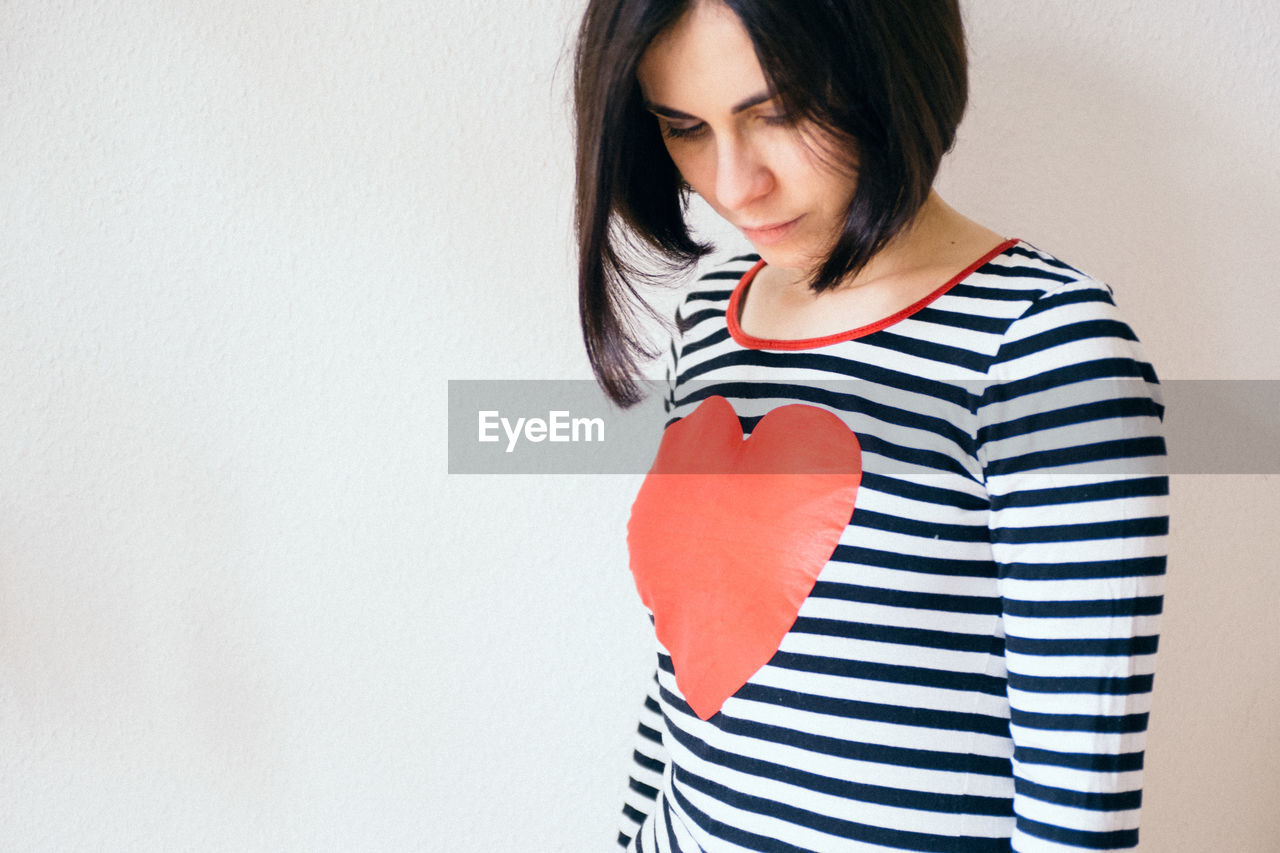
[751,245,821,279]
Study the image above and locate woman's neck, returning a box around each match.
[845,192,1002,291]
[737,192,1008,343]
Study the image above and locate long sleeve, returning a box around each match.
[617,668,669,849]
[977,279,1169,851]
[617,301,688,850]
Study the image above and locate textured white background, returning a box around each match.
[2,1,1277,850]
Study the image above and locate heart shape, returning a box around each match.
[627,395,862,720]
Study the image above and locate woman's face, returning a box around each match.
[636,1,857,276]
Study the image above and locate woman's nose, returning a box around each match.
[714,136,773,213]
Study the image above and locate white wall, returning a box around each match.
[1,1,1276,851]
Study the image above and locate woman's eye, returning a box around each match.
[662,122,706,141]
[761,113,794,127]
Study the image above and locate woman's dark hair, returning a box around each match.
[573,0,968,406]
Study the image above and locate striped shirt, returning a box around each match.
[618,240,1169,852]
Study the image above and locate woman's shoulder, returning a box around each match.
[949,239,1140,339]
[961,240,1114,301]
[963,241,1159,385]
[671,249,759,334]
[685,250,760,301]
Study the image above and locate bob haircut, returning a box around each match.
[574,0,968,407]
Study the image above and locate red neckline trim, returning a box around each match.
[726,238,1020,351]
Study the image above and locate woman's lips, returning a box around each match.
[741,216,802,246]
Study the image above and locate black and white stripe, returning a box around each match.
[618,242,1167,852]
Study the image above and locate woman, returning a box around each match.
[572,1,1168,851]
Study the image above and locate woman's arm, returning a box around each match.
[978,276,1169,852]
[616,668,669,849]
[617,293,691,849]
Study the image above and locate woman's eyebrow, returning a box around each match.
[643,90,775,120]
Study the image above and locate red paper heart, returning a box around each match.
[627,395,862,720]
